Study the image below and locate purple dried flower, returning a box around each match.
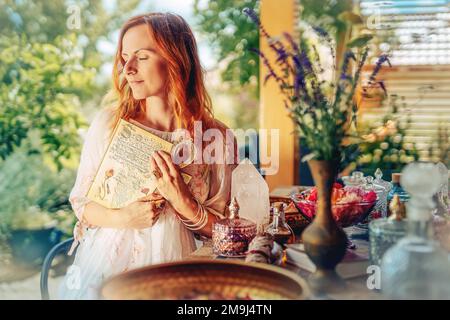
[244,7,291,69]
[369,54,392,83]
[283,32,300,55]
[311,26,335,62]
[312,26,329,38]
[243,7,260,26]
[378,81,387,95]
[275,45,289,64]
[249,48,284,86]
[340,51,356,80]
[299,51,313,74]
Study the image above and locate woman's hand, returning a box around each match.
[149,150,192,212]
[120,193,165,229]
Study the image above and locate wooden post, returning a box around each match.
[259,0,299,191]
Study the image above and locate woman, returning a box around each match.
[59,13,237,299]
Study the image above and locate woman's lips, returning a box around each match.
[130,80,144,85]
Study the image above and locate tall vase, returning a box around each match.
[301,160,348,293]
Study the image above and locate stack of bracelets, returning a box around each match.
[177,198,208,231]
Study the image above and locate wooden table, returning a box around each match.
[189,233,383,300]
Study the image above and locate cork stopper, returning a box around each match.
[392,173,401,184]
[388,194,406,221]
[228,197,240,219]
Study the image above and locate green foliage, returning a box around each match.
[0,145,77,238]
[356,95,420,176]
[0,0,140,238]
[428,123,450,167]
[193,0,260,97]
[0,0,141,72]
[300,0,353,41]
[0,34,92,168]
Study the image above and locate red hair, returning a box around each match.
[109,12,214,133]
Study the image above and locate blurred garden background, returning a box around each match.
[1,0,449,298]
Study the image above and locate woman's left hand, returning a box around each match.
[149,150,192,210]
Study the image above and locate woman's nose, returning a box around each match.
[124,56,137,75]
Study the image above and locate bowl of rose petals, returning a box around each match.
[290,183,377,228]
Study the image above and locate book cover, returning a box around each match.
[86,118,192,209]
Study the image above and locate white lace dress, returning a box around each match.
[59,109,235,299]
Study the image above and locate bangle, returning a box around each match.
[178,199,208,231]
[177,198,201,223]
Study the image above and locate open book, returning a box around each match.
[86,118,192,209]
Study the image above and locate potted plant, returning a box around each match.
[6,206,62,265]
[244,7,390,291]
[0,149,75,266]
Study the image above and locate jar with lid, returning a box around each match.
[212,197,257,257]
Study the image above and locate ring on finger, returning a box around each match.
[152,169,162,179]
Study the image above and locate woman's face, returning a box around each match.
[121,24,167,100]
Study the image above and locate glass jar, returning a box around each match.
[212,197,257,257]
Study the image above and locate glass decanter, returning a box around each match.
[265,202,293,245]
[381,162,450,299]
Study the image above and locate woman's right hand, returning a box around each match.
[120,193,165,229]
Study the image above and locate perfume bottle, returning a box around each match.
[387,173,409,217]
[212,197,257,257]
[265,202,293,245]
[381,162,450,299]
[369,194,407,266]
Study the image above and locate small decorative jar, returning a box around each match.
[212,197,257,257]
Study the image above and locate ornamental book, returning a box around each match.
[86,118,192,209]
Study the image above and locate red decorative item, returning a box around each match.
[291,185,377,228]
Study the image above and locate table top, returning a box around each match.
[189,231,383,300]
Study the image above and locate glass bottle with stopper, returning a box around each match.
[369,194,407,266]
[212,197,257,257]
[387,173,409,217]
[265,202,293,245]
[381,162,450,299]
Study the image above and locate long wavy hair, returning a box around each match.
[108,13,214,133]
